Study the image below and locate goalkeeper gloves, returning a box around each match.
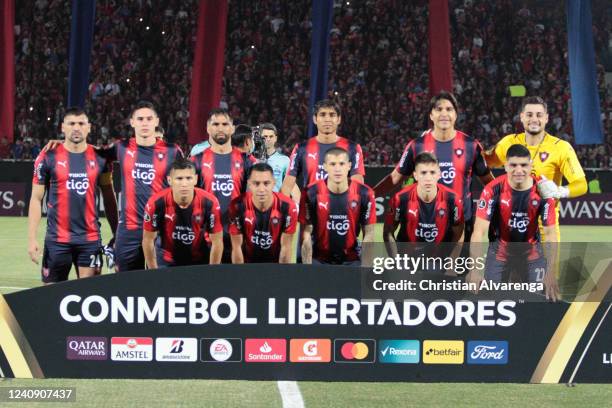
[537,176,569,199]
[103,237,116,269]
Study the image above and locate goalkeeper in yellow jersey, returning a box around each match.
[485,96,587,240]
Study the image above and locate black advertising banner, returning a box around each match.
[0,262,610,383]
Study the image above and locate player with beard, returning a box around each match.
[28,107,118,283]
[374,91,494,240]
[470,144,559,301]
[142,159,223,267]
[485,96,587,241]
[190,108,256,263]
[300,148,376,265]
[229,163,297,263]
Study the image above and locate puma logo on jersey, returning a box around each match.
[408,209,418,216]
[126,150,135,158]
[318,202,328,210]
[165,214,176,221]
[202,162,212,169]
[244,217,254,225]
[307,153,318,160]
[57,161,67,168]
[501,199,510,207]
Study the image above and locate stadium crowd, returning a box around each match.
[6,0,612,167]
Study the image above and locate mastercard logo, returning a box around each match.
[334,339,376,363]
[340,342,369,360]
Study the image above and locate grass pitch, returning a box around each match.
[0,216,610,407]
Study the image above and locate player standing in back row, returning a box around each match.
[374,91,494,240]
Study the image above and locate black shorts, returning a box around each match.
[114,226,144,272]
[41,240,102,283]
[484,246,547,283]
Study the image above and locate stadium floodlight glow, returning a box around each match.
[146,26,150,30]
[29,106,33,111]
[251,45,255,49]
[47,117,50,121]
[139,18,143,22]
[162,31,165,35]
[126,78,130,83]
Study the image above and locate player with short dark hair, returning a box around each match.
[374,91,493,240]
[231,124,254,154]
[28,108,118,284]
[190,109,256,263]
[142,158,223,267]
[229,163,297,263]
[384,152,464,245]
[300,148,376,265]
[470,144,559,300]
[261,123,291,192]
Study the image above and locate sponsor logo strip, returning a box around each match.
[289,339,331,363]
[110,337,153,362]
[155,338,197,362]
[200,338,243,363]
[423,340,464,364]
[245,339,286,363]
[378,340,420,364]
[333,339,376,363]
[66,336,108,361]
[467,341,508,365]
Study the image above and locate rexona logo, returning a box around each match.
[378,340,420,364]
[245,339,286,362]
[200,338,242,363]
[423,340,464,364]
[110,337,153,361]
[333,339,376,363]
[66,336,107,360]
[289,339,331,363]
[467,341,508,365]
[155,338,198,362]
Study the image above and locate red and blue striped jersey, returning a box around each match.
[32,144,110,244]
[300,180,376,264]
[385,184,463,243]
[396,130,489,220]
[143,188,222,265]
[102,138,183,230]
[289,137,365,189]
[190,148,256,229]
[228,192,297,263]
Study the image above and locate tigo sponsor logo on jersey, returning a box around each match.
[289,339,331,363]
[110,337,153,361]
[423,340,464,364]
[245,339,286,362]
[378,340,420,364]
[155,338,197,362]
[333,339,376,363]
[200,338,242,362]
[66,336,107,360]
[467,341,508,365]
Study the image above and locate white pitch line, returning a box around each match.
[0,286,28,291]
[277,381,305,408]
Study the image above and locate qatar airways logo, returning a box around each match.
[172,226,195,245]
[415,222,438,242]
[508,212,530,233]
[251,230,273,250]
[132,163,156,185]
[66,173,90,196]
[439,162,456,185]
[211,174,234,197]
[327,214,349,236]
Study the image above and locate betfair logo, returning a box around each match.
[423,340,464,364]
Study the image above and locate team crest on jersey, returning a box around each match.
[350,200,358,209]
[531,199,539,207]
[157,153,165,160]
[539,152,549,162]
[271,217,279,225]
[235,162,241,169]
[194,215,201,223]
[455,148,464,156]
[88,160,96,168]
[438,209,446,217]
[478,199,486,209]
[144,212,151,222]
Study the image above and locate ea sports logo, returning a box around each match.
[327,218,350,236]
[210,339,233,362]
[66,178,90,196]
[132,168,156,185]
[212,179,234,197]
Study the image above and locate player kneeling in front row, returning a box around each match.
[229,163,297,263]
[300,148,376,265]
[142,158,223,268]
[470,144,559,301]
